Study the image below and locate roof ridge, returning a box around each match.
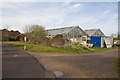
[47,26,80,36]
[47,26,79,31]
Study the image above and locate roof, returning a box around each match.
[84,29,105,36]
[47,26,79,36]
[84,29,99,36]
[0,29,9,31]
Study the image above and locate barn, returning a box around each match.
[47,26,88,43]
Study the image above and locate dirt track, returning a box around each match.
[29,49,118,78]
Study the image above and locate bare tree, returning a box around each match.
[22,25,30,34]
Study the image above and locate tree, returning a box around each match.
[23,24,47,44]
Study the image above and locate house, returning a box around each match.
[0,29,21,41]
[9,30,21,37]
[0,29,10,41]
[47,26,88,43]
[0,29,9,36]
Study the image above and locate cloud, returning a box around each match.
[71,3,81,9]
[1,2,118,35]
[2,2,67,31]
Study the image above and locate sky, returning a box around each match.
[0,0,119,36]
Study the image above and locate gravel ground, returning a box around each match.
[29,49,118,78]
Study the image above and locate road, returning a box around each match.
[29,49,118,78]
[2,44,55,78]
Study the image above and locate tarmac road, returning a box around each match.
[2,44,54,78]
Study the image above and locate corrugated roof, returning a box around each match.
[84,29,100,36]
[47,26,79,36]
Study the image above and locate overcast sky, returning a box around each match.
[0,0,119,36]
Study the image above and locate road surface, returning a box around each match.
[2,44,54,78]
[29,49,118,78]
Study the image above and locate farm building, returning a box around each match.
[0,29,21,41]
[84,29,113,48]
[47,26,88,44]
[0,29,10,41]
[84,29,105,37]
[84,29,105,47]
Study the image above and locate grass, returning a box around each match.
[2,41,118,54]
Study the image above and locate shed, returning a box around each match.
[90,36,104,48]
[84,29,105,48]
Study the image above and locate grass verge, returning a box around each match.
[2,41,118,54]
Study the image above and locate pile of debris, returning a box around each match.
[64,42,91,50]
[48,34,70,47]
